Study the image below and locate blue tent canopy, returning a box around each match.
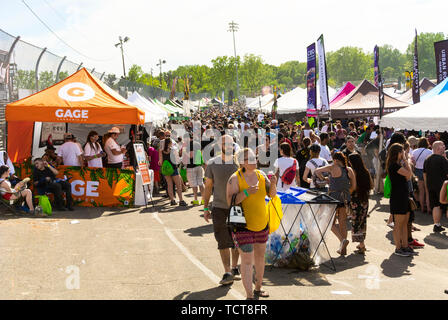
[421,77,448,101]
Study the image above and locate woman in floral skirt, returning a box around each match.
[348,153,373,254]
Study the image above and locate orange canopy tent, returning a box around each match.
[6,68,145,162]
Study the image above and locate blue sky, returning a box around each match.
[1,0,445,76]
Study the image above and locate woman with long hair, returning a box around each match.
[226,148,277,300]
[162,138,187,206]
[348,153,373,254]
[386,143,415,257]
[411,137,432,214]
[315,152,356,256]
[84,131,105,168]
[0,165,36,214]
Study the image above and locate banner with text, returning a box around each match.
[306,43,317,117]
[317,35,330,113]
[434,39,448,84]
[133,143,151,186]
[374,45,380,88]
[412,29,420,104]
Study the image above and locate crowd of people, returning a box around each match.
[1,105,448,300]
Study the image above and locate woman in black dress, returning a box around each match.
[386,143,414,257]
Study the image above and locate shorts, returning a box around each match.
[428,189,441,210]
[212,207,234,250]
[231,226,269,253]
[187,166,204,187]
[2,193,13,201]
[415,168,424,181]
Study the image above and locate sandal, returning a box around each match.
[354,247,366,254]
[253,289,269,298]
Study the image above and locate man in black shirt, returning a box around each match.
[423,141,448,232]
[33,158,73,211]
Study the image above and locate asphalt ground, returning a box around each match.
[1,191,448,300]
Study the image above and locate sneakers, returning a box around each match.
[179,200,187,206]
[409,239,425,248]
[219,272,234,285]
[394,248,412,257]
[433,225,445,233]
[231,267,241,280]
[402,246,418,255]
[170,200,177,206]
[192,200,200,205]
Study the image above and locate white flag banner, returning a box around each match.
[317,34,330,113]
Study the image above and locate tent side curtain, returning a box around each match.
[7,122,34,163]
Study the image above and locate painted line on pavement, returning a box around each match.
[152,212,245,300]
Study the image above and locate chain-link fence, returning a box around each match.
[0,28,211,150]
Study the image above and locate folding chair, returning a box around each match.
[0,190,26,215]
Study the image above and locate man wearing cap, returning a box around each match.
[105,127,126,169]
[58,133,84,167]
[42,145,62,168]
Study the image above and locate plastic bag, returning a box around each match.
[161,160,174,176]
[384,174,391,199]
[180,166,187,182]
[35,195,52,215]
[267,195,283,234]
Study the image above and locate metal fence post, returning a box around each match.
[35,47,47,92]
[100,72,105,81]
[6,35,20,101]
[76,62,83,71]
[55,56,66,83]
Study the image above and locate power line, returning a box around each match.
[22,0,112,62]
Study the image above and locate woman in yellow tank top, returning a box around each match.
[226,148,277,300]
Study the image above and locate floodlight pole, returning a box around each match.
[228,21,240,101]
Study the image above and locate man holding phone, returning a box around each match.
[33,158,74,211]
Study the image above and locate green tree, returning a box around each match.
[104,74,118,88]
[15,70,36,89]
[326,47,373,86]
[405,32,446,79]
[38,71,55,89]
[378,44,406,81]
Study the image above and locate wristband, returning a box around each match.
[243,189,249,197]
[204,207,209,212]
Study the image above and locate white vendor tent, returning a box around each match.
[380,91,448,131]
[128,92,168,125]
[246,93,275,112]
[277,87,308,114]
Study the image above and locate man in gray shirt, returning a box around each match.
[203,135,240,285]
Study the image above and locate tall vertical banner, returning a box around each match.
[412,29,420,104]
[374,45,380,88]
[272,85,278,119]
[434,39,448,84]
[306,43,317,117]
[317,35,330,113]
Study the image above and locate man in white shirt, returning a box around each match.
[321,121,331,133]
[58,133,83,167]
[104,127,126,168]
[319,132,332,162]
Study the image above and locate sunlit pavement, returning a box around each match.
[1,192,447,300]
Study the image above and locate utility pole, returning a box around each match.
[115,36,130,78]
[228,21,240,101]
[156,59,166,88]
